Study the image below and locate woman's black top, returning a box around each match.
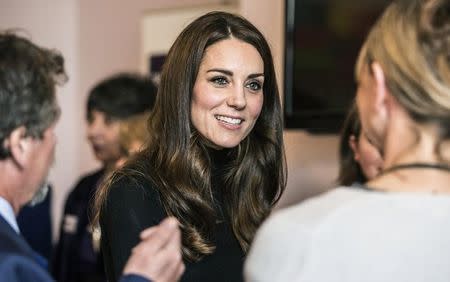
[100,149,245,282]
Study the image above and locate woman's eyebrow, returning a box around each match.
[207,68,232,76]
[207,69,264,79]
[248,73,264,79]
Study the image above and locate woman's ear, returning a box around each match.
[7,126,28,169]
[370,62,389,120]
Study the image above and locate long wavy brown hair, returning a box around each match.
[93,11,286,261]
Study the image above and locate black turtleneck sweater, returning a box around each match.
[100,149,245,282]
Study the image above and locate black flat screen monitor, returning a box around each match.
[284,0,390,132]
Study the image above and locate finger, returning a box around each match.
[170,260,185,282]
[159,217,179,231]
[135,225,177,255]
[152,249,184,282]
[153,221,183,281]
[164,223,182,253]
[139,225,158,240]
[158,261,185,282]
[139,217,180,252]
[126,240,171,278]
[140,217,178,239]
[177,262,186,279]
[173,223,182,248]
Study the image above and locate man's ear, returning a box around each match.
[7,126,28,169]
[349,135,360,161]
[370,62,389,119]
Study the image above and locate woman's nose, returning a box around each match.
[226,86,246,110]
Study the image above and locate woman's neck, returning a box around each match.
[383,116,441,165]
[370,120,450,194]
[368,164,450,194]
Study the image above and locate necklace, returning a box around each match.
[372,162,450,194]
[379,162,450,177]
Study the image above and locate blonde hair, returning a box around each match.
[356,0,450,161]
[119,112,150,155]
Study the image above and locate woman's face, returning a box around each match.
[87,110,123,165]
[191,38,264,149]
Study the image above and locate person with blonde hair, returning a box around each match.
[53,74,157,282]
[119,113,149,155]
[245,0,450,281]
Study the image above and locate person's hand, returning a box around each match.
[123,217,185,282]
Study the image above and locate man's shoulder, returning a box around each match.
[0,217,32,255]
[0,215,12,232]
[0,252,52,282]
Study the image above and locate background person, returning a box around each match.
[337,102,383,186]
[94,11,286,282]
[245,0,450,281]
[52,74,157,282]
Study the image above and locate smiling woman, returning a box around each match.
[93,11,286,282]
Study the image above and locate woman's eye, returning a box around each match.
[246,81,262,92]
[210,76,229,86]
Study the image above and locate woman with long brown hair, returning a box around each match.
[93,11,286,282]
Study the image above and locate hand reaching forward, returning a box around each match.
[123,217,185,282]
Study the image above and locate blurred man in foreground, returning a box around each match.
[0,31,184,282]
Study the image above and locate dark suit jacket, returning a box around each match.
[0,214,52,281]
[0,214,149,282]
[0,252,51,281]
[0,214,37,261]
